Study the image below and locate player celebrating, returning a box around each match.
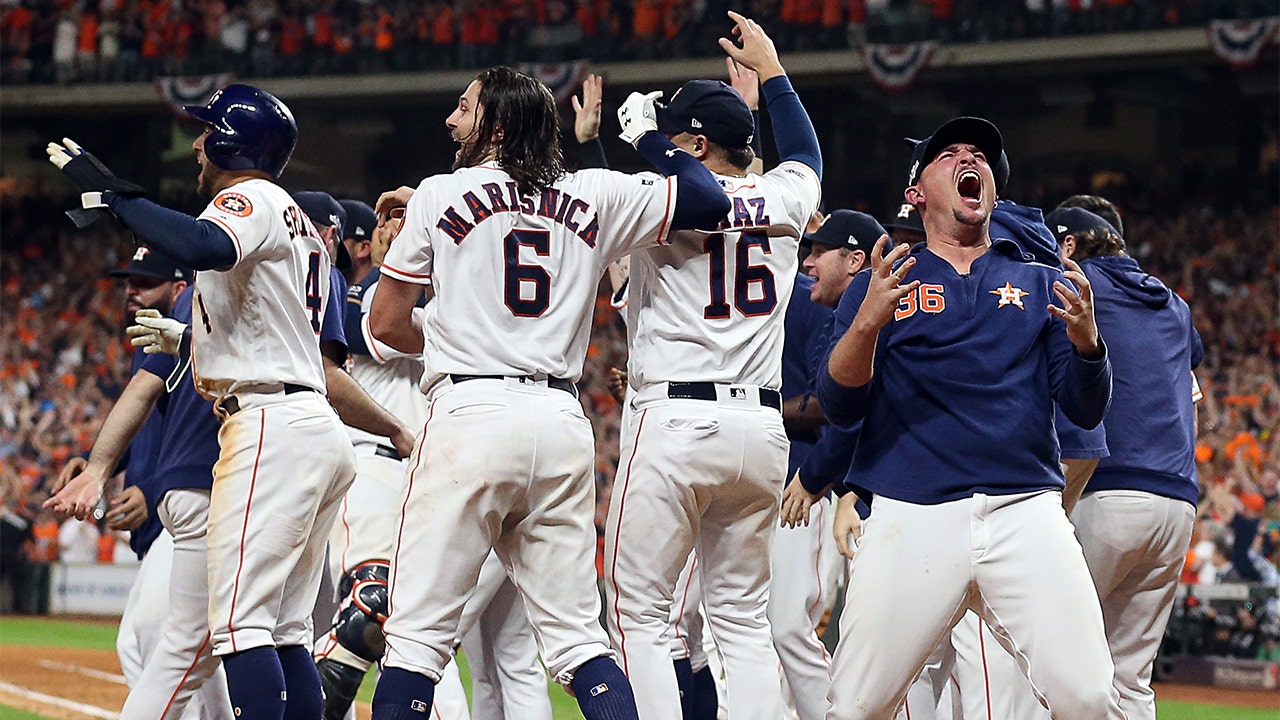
[47,83,357,720]
[1049,203,1203,720]
[605,12,822,720]
[365,65,730,720]
[817,117,1124,720]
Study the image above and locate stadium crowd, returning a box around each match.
[1,0,1272,84]
[1,185,1276,590]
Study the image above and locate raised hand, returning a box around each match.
[572,74,605,143]
[1050,258,1102,359]
[718,11,785,82]
[853,235,918,333]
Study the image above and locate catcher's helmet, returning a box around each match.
[184,84,297,178]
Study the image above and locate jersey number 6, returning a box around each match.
[504,229,551,317]
[704,232,778,319]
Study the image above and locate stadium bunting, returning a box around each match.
[517,60,589,106]
[863,42,937,92]
[155,74,235,116]
[1207,17,1279,69]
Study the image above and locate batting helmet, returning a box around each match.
[184,84,297,178]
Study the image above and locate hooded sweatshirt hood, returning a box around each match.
[1083,255,1172,309]
[988,199,1061,268]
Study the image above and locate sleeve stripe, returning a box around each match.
[203,216,244,263]
[361,313,389,364]
[379,262,432,283]
[656,176,675,246]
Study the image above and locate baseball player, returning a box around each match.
[47,83,357,720]
[817,116,1124,720]
[47,264,235,718]
[605,12,822,719]
[318,199,549,720]
[365,64,730,719]
[1049,203,1203,720]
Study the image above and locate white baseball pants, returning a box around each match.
[827,490,1123,720]
[382,378,614,685]
[606,388,790,720]
[208,393,356,655]
[770,498,833,720]
[951,612,1049,720]
[1073,490,1194,720]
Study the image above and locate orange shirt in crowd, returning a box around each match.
[313,12,334,47]
[280,16,304,56]
[96,533,115,563]
[1225,431,1263,467]
[375,11,394,51]
[77,12,98,53]
[821,0,843,27]
[459,9,480,44]
[476,5,503,44]
[433,6,455,45]
[632,0,661,37]
[29,521,59,563]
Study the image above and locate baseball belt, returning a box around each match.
[215,382,314,418]
[449,374,579,398]
[667,382,783,411]
[374,444,400,460]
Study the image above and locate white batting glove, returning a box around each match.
[617,90,663,147]
[127,309,188,355]
[45,137,84,170]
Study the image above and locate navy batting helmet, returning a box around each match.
[184,84,297,178]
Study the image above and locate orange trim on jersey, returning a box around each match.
[363,314,390,364]
[609,408,648,672]
[340,494,353,573]
[203,216,244,262]
[806,501,831,662]
[226,409,267,653]
[655,177,675,246]
[384,402,435,658]
[380,261,431,281]
[159,633,212,718]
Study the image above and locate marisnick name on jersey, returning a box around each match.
[436,181,600,247]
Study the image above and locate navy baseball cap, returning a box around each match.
[656,80,754,149]
[339,199,377,241]
[294,191,351,270]
[905,117,1004,187]
[802,210,886,251]
[109,246,193,283]
[884,202,925,235]
[1043,207,1121,245]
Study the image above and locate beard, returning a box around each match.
[953,206,989,227]
[197,166,214,198]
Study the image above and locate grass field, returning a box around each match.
[0,616,1273,720]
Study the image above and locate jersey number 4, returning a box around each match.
[704,232,778,319]
[305,251,323,333]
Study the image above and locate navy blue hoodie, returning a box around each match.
[817,239,1112,503]
[1082,255,1202,506]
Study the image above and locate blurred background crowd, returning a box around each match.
[2,0,1276,85]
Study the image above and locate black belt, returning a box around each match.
[217,383,313,417]
[667,382,782,411]
[450,374,578,398]
[375,444,400,460]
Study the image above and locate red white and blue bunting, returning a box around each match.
[863,42,937,92]
[155,74,235,116]
[1207,18,1278,69]
[517,60,589,106]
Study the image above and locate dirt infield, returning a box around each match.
[0,644,1274,718]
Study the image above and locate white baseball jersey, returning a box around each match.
[380,161,678,387]
[190,178,330,398]
[626,160,821,389]
[347,278,428,447]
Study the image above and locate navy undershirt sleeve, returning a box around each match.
[761,76,821,179]
[635,132,730,231]
[105,193,237,270]
[579,137,608,170]
[1054,341,1113,430]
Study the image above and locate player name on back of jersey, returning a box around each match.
[436,180,600,247]
[714,194,772,230]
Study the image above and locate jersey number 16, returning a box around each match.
[704,232,778,319]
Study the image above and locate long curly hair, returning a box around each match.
[457,66,565,196]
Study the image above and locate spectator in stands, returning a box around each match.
[58,514,99,564]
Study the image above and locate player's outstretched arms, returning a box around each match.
[44,370,166,520]
[619,97,731,231]
[720,11,822,179]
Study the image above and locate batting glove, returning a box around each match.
[617,91,663,147]
[46,138,146,197]
[127,309,188,355]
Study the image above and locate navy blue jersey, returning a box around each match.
[783,274,834,477]
[1082,255,1202,506]
[139,288,219,498]
[817,240,1112,504]
[125,348,166,559]
[344,267,379,356]
[322,266,348,357]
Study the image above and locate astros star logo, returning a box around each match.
[989,282,1029,309]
